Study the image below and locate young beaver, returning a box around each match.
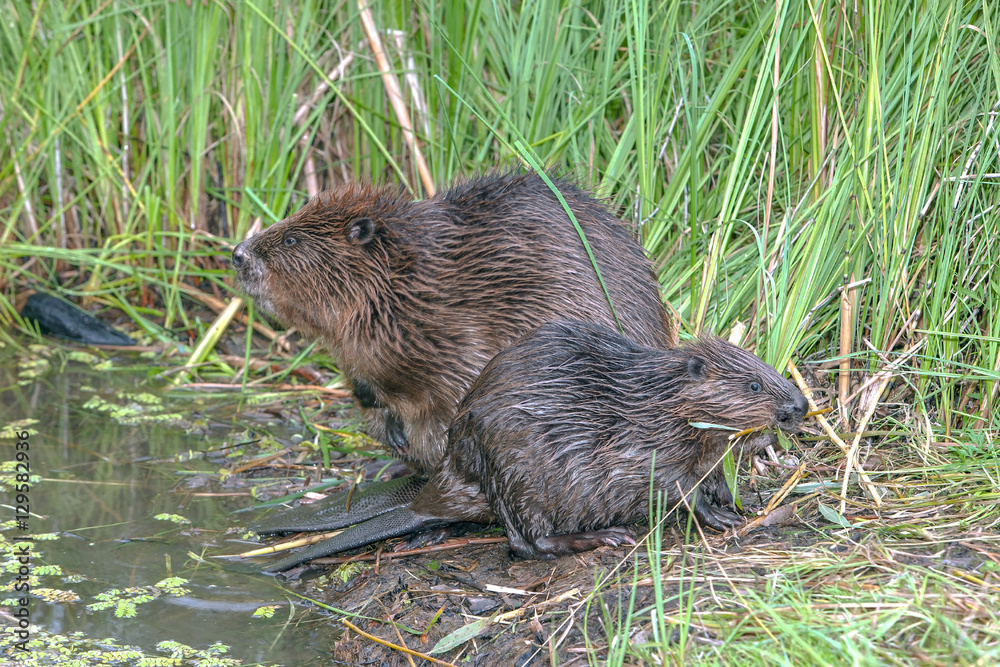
[232,171,675,535]
[236,321,807,573]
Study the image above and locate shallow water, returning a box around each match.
[0,344,338,665]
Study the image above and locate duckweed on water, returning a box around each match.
[14,345,118,384]
[1,629,246,667]
[1,532,79,612]
[30,587,80,604]
[120,393,162,405]
[0,460,41,493]
[0,515,256,665]
[87,579,191,619]
[16,357,49,385]
[0,420,39,440]
[80,395,184,427]
[252,605,281,619]
[64,351,102,365]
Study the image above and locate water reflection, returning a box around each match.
[0,345,335,665]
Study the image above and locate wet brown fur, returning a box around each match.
[241,321,808,572]
[417,321,809,558]
[233,171,675,474]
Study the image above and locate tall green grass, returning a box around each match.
[1,0,998,660]
[3,1,995,408]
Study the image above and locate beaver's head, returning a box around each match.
[668,338,808,451]
[231,184,415,342]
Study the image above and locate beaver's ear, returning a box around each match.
[347,217,375,245]
[687,356,707,379]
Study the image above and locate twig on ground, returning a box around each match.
[839,339,924,512]
[229,451,290,475]
[229,530,345,558]
[787,360,882,508]
[762,458,810,515]
[493,588,580,625]
[217,355,323,383]
[310,536,510,565]
[177,297,244,384]
[843,338,923,406]
[387,616,418,667]
[342,618,458,667]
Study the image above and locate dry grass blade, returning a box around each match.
[357,0,435,197]
[839,339,924,512]
[310,537,509,566]
[294,53,354,198]
[838,276,856,425]
[494,588,580,624]
[176,297,244,385]
[760,459,810,515]
[787,361,882,507]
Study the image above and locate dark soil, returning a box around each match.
[232,480,665,665]
[224,446,790,667]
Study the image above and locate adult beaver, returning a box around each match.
[232,171,675,534]
[234,321,807,573]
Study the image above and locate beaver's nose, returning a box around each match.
[231,242,248,269]
[777,387,808,428]
[794,391,808,417]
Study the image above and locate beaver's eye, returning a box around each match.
[283,235,297,247]
[749,381,762,393]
